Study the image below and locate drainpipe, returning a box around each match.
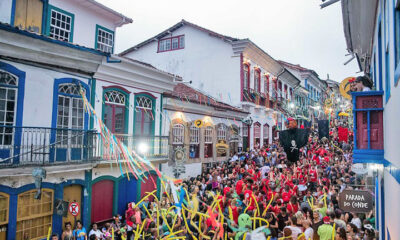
[106,54,121,63]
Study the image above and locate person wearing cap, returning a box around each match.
[317,216,333,240]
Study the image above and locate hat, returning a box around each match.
[323,216,330,224]
[364,224,374,230]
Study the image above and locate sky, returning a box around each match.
[97,0,361,82]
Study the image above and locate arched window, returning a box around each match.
[172,124,184,144]
[103,89,128,134]
[253,122,261,149]
[190,123,200,158]
[16,189,54,240]
[134,95,155,136]
[217,124,227,141]
[204,126,213,158]
[263,123,269,145]
[56,83,84,146]
[254,69,260,92]
[243,64,250,90]
[0,70,18,145]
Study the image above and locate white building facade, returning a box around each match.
[341,0,400,239]
[121,20,301,150]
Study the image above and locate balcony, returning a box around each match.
[351,91,384,164]
[0,126,169,167]
[101,134,170,162]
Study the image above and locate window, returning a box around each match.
[16,189,53,240]
[158,35,185,52]
[254,69,260,92]
[242,124,248,137]
[190,124,200,159]
[263,124,269,141]
[13,0,43,33]
[190,124,200,144]
[103,90,127,134]
[56,84,84,146]
[217,124,227,141]
[48,6,74,42]
[172,124,184,144]
[0,70,17,146]
[264,76,269,95]
[0,193,9,225]
[96,25,114,53]
[135,95,154,136]
[253,123,261,149]
[204,126,213,158]
[243,64,249,90]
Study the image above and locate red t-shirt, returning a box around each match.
[309,169,317,182]
[236,180,244,195]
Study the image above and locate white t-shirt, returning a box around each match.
[285,226,302,240]
[304,227,314,240]
[89,229,103,238]
[351,217,362,229]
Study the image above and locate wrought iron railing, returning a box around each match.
[95,134,169,161]
[0,126,169,166]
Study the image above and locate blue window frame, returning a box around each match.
[378,25,384,91]
[95,24,114,53]
[50,78,89,162]
[45,5,74,42]
[394,0,400,85]
[385,49,391,102]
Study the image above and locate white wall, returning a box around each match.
[2,59,88,128]
[161,162,202,179]
[125,25,242,107]
[384,170,400,238]
[49,0,117,50]
[1,170,85,188]
[0,0,12,24]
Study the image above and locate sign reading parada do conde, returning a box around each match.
[339,190,373,213]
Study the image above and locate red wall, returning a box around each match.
[92,180,114,223]
[140,174,158,202]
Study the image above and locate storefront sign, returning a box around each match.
[339,190,373,213]
[351,163,368,175]
[194,119,204,128]
[68,202,80,216]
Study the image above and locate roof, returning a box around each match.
[75,0,132,26]
[120,19,241,56]
[277,60,320,77]
[116,56,183,79]
[164,83,248,114]
[0,22,107,56]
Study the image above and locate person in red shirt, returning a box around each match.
[286,196,299,215]
[309,165,318,192]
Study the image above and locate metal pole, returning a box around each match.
[320,0,341,9]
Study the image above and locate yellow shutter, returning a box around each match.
[14,0,43,33]
[16,189,53,240]
[0,193,9,225]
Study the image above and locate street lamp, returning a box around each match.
[138,142,149,155]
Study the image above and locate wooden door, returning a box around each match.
[63,185,82,228]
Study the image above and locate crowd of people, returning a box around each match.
[53,125,377,240]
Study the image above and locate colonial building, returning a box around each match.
[0,0,179,238]
[120,19,301,150]
[278,60,328,125]
[161,83,248,178]
[340,0,400,239]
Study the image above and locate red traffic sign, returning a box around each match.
[68,202,80,216]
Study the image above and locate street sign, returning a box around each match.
[339,190,373,213]
[68,202,80,216]
[194,119,204,128]
[339,77,354,100]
